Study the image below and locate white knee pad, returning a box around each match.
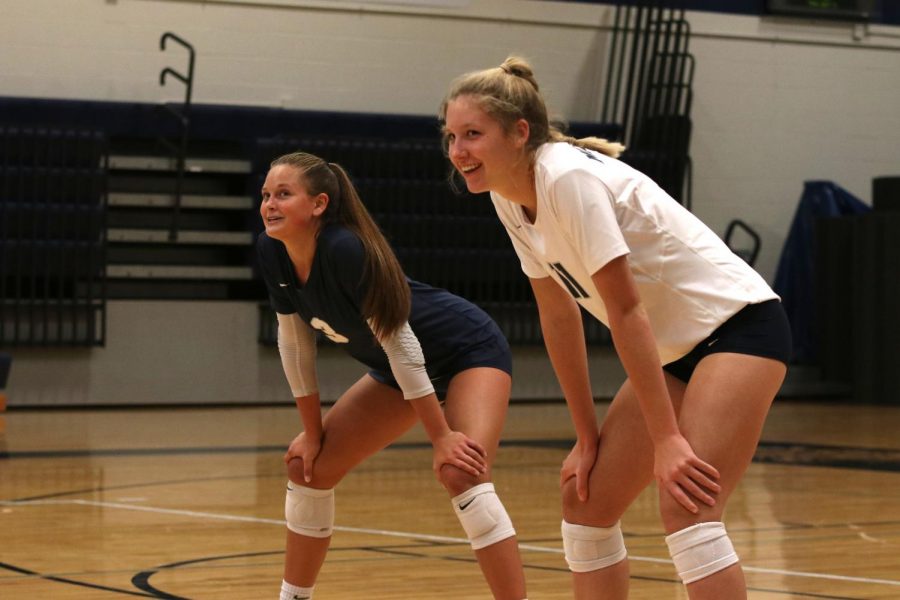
[452,482,516,550]
[285,481,334,538]
[665,522,739,584]
[561,520,628,573]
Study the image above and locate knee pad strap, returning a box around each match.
[452,482,516,550]
[285,481,334,538]
[561,520,628,573]
[665,522,739,584]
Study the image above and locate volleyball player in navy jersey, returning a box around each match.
[440,57,791,600]
[257,152,527,600]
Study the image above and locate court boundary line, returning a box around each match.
[4,498,899,589]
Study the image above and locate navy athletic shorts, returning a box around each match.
[663,299,792,383]
[368,329,512,399]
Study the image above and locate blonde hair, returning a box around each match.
[439,56,625,159]
[271,152,410,340]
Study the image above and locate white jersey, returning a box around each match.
[491,142,778,364]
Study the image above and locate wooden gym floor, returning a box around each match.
[1,400,899,599]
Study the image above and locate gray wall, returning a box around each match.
[6,301,625,406]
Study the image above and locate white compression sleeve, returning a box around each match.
[373,320,435,399]
[277,313,318,397]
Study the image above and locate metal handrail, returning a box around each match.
[159,32,195,242]
[724,219,761,267]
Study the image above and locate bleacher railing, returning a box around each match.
[159,31,196,242]
[601,0,695,208]
[0,127,108,346]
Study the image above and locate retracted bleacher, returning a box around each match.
[1,96,617,347]
[0,127,107,346]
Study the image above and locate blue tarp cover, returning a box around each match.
[773,180,871,364]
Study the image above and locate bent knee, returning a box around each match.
[438,463,484,496]
[561,476,580,508]
[286,457,343,489]
[561,477,622,525]
[286,457,306,485]
[658,490,723,533]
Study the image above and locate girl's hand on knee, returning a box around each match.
[285,431,322,483]
[432,431,487,478]
[654,434,721,513]
[561,437,599,502]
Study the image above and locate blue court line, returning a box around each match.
[0,560,157,598]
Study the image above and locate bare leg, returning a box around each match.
[441,367,527,600]
[659,353,786,600]
[563,373,687,600]
[283,375,419,587]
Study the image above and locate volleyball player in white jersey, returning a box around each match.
[440,57,790,600]
[258,152,527,600]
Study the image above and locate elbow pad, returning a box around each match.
[277,313,318,397]
[374,321,434,400]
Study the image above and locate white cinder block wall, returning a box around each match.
[3,0,899,406]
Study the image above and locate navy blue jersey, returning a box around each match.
[256,225,511,383]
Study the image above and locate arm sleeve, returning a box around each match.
[372,320,435,400]
[551,168,631,274]
[276,312,318,397]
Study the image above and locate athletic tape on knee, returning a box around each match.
[561,520,628,573]
[285,482,334,538]
[452,482,516,550]
[665,522,739,584]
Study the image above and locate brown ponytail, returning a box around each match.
[271,152,411,340]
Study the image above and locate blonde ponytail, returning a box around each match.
[549,131,625,158]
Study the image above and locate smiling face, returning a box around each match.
[259,164,328,243]
[443,95,530,196]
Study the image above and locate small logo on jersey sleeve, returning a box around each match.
[576,146,606,164]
